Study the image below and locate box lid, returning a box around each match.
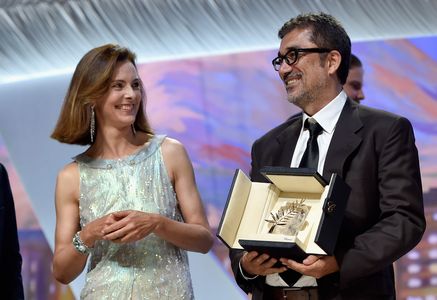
[315,173,350,254]
[216,169,251,249]
[260,167,327,194]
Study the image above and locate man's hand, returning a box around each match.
[241,251,287,276]
[279,255,339,279]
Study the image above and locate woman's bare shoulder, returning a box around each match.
[57,162,79,183]
[161,136,186,155]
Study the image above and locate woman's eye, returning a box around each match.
[112,83,123,89]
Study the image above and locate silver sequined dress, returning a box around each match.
[74,135,194,300]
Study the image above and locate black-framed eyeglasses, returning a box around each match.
[272,48,332,71]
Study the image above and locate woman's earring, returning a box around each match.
[131,123,136,136]
[90,106,95,143]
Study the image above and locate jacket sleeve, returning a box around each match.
[337,117,426,288]
[0,164,25,299]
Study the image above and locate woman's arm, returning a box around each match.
[52,163,131,284]
[157,137,214,253]
[52,163,88,284]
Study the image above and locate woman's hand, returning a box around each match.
[101,210,161,243]
[81,213,118,247]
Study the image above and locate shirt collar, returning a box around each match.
[302,91,347,134]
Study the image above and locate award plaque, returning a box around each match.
[217,167,350,261]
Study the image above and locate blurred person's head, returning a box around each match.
[344,54,365,103]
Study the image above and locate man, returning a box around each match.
[343,54,365,102]
[0,163,24,299]
[230,12,425,300]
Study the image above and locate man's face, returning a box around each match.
[277,28,330,110]
[344,66,364,102]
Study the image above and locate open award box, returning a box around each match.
[217,167,350,262]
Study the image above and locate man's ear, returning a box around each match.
[326,50,341,76]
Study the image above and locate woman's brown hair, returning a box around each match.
[51,44,153,145]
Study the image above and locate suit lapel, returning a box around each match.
[269,100,362,178]
[323,99,362,180]
[275,115,302,167]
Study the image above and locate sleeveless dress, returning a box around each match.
[74,135,194,300]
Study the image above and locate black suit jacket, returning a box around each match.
[230,99,426,300]
[0,163,24,299]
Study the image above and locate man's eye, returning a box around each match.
[285,54,296,62]
[352,84,362,90]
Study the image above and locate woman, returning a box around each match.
[51,44,213,299]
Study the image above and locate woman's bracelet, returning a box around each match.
[72,231,91,255]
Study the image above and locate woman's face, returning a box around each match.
[95,60,142,130]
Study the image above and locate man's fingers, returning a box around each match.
[262,257,278,268]
[243,254,289,276]
[263,257,287,274]
[244,251,259,261]
[303,255,320,265]
[280,258,301,270]
[254,254,270,265]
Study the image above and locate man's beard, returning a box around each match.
[286,80,326,108]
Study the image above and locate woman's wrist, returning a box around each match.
[152,214,165,234]
[79,228,95,248]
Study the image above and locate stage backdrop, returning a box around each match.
[0,36,436,299]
